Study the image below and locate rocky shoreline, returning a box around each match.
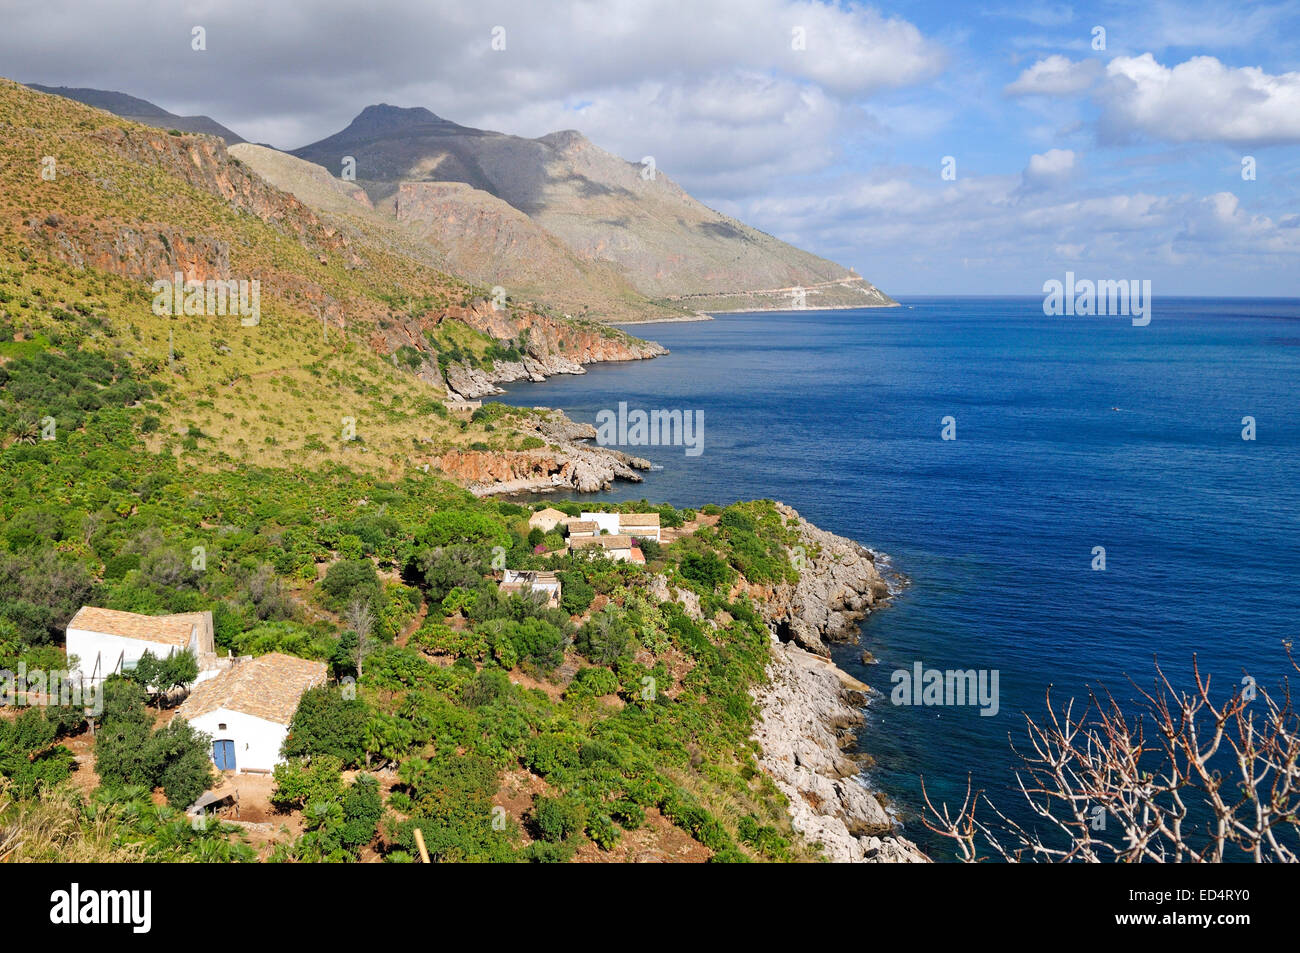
[438,408,653,495]
[392,303,669,494]
[750,504,927,863]
[444,324,926,858]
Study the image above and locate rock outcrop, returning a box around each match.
[434,409,651,495]
[749,504,927,863]
[762,503,894,657]
[753,643,927,863]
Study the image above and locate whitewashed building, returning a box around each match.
[570,534,639,563]
[175,652,327,774]
[65,607,219,686]
[499,569,562,608]
[581,512,621,536]
[618,513,662,542]
[580,511,661,542]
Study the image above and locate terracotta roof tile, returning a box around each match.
[570,534,633,550]
[68,607,208,647]
[176,652,326,726]
[620,513,661,526]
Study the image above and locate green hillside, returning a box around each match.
[0,78,821,863]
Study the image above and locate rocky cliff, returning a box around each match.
[433,409,652,495]
[760,504,895,657]
[750,505,927,863]
[437,306,667,400]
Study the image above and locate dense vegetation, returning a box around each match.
[0,335,815,861]
[0,79,812,863]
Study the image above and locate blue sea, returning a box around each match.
[495,297,1300,857]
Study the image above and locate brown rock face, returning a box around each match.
[432,407,652,495]
[435,446,648,495]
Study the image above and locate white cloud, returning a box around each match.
[1023,148,1077,185]
[726,163,1300,293]
[980,4,1077,28]
[1005,55,1100,95]
[1098,54,1300,145]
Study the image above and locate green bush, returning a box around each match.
[532,794,587,843]
[282,686,370,768]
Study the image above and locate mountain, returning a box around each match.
[0,77,660,490]
[25,83,248,144]
[18,86,895,319]
[231,141,660,321]
[292,104,895,315]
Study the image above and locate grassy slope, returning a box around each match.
[0,80,818,862]
[0,79,599,473]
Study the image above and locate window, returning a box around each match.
[218,723,227,730]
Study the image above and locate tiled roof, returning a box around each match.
[68,607,207,647]
[620,513,661,526]
[567,520,598,534]
[529,507,567,521]
[571,534,633,550]
[176,652,327,726]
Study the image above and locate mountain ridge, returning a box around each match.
[293,102,895,315]
[25,83,249,144]
[19,84,895,320]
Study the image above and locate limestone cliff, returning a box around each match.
[750,505,927,863]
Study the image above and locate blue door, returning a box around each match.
[213,739,236,771]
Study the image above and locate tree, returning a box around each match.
[127,649,199,706]
[146,717,213,807]
[344,599,376,680]
[407,545,486,603]
[923,651,1300,863]
[321,558,379,609]
[95,677,212,806]
[576,609,634,667]
[282,686,369,767]
[0,708,75,796]
[341,774,382,848]
[557,571,594,615]
[93,679,155,789]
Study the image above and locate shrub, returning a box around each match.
[282,686,370,768]
[557,571,594,615]
[321,558,379,608]
[679,551,733,591]
[532,795,587,843]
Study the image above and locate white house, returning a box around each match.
[581,512,621,536]
[175,652,327,774]
[618,513,662,542]
[499,569,562,608]
[65,607,219,686]
[580,511,661,542]
[570,534,639,563]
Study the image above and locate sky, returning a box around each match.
[3,0,1299,296]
